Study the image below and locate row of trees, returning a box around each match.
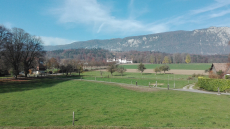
[106,62,170,76]
[0,26,44,78]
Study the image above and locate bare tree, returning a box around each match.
[0,26,11,51]
[2,28,26,79]
[0,26,12,75]
[22,35,45,77]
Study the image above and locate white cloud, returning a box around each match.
[40,36,75,46]
[51,0,169,34]
[167,0,230,27]
[191,0,230,14]
[50,0,230,37]
[210,9,230,18]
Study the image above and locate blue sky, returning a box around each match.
[1,0,230,46]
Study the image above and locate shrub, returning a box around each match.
[197,78,230,91]
[225,75,230,79]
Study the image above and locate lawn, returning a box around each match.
[121,63,212,70]
[0,79,230,128]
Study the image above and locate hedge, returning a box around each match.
[197,78,230,91]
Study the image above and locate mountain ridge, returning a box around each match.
[44,26,230,55]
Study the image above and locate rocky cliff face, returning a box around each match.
[44,26,230,55]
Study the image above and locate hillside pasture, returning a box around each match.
[1,79,230,128]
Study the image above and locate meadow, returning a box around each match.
[121,63,212,70]
[53,71,197,89]
[1,79,230,128]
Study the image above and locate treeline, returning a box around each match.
[46,49,228,63]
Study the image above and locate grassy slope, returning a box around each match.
[1,79,230,128]
[121,63,212,70]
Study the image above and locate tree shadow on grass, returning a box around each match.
[0,76,82,94]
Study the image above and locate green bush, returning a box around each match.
[197,78,230,92]
[225,75,230,79]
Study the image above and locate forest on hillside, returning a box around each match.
[46,48,229,64]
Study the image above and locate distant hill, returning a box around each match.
[44,26,230,55]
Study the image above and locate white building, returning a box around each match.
[107,57,133,64]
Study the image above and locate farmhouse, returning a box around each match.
[210,63,230,75]
[107,57,133,64]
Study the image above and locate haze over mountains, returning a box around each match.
[44,26,230,55]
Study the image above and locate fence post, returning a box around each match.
[218,87,221,95]
[73,111,74,126]
[156,81,157,87]
[174,75,175,89]
[149,82,150,88]
[136,81,137,86]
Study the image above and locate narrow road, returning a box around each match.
[174,83,230,95]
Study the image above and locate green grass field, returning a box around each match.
[53,71,197,89]
[121,63,212,70]
[1,79,230,128]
